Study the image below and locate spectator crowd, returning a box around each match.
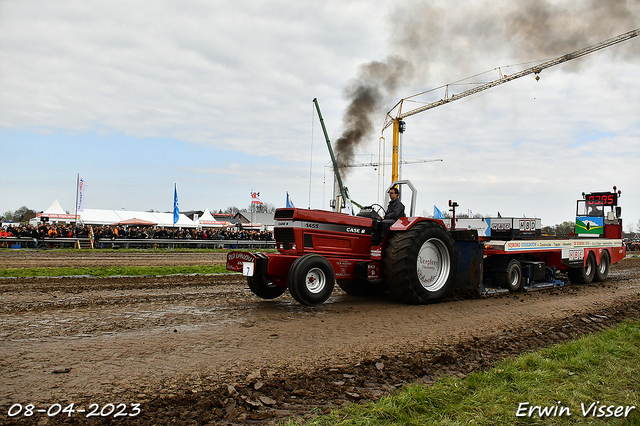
[0,223,274,241]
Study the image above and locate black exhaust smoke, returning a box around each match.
[335,57,413,172]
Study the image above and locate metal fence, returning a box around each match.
[0,237,275,250]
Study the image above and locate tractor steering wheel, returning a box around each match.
[370,204,386,220]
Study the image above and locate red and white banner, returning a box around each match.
[37,212,76,219]
[251,192,263,205]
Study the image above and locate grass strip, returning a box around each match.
[0,264,230,277]
[303,320,640,425]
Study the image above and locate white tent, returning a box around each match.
[196,208,231,228]
[36,199,76,223]
[78,209,123,225]
[34,200,198,228]
[79,209,197,228]
[150,212,197,228]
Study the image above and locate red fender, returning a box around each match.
[390,217,446,232]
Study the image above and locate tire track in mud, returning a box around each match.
[0,274,245,314]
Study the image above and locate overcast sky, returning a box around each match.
[2,0,639,230]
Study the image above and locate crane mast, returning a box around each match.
[383,27,640,184]
[313,98,352,212]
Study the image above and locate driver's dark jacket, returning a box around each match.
[384,198,406,221]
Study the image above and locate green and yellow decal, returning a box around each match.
[576,216,604,235]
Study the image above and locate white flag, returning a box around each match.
[76,177,87,212]
[344,199,353,216]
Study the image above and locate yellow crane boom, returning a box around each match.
[338,158,442,168]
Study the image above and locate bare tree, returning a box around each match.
[248,202,276,214]
[542,221,575,237]
[223,206,240,215]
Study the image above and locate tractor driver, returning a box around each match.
[381,187,406,238]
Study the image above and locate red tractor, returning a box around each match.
[227,181,480,306]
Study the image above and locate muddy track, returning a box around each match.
[0,250,228,268]
[1,252,639,425]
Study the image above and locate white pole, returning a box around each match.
[74,173,79,237]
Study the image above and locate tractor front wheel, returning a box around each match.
[288,254,335,306]
[247,274,287,300]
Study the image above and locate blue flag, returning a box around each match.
[286,192,295,208]
[434,205,445,219]
[173,184,179,224]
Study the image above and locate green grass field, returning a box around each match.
[299,320,640,425]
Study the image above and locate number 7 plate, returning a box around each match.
[242,262,254,277]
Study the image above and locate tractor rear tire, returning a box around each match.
[384,221,457,304]
[247,275,287,300]
[567,252,596,284]
[594,250,610,282]
[288,254,335,306]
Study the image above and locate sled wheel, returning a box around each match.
[568,252,596,284]
[287,254,335,306]
[594,251,610,282]
[384,221,457,304]
[494,259,523,292]
[545,266,556,283]
[247,274,287,300]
